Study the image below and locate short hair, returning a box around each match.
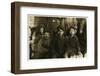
[57,26,64,31]
[70,26,77,31]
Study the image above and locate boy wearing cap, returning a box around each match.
[65,27,81,58]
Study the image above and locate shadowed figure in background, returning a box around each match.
[79,20,87,57]
[29,27,37,59]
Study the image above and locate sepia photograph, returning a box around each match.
[28,15,87,59]
[11,2,97,74]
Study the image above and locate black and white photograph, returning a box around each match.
[28,15,87,59]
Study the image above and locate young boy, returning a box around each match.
[65,27,81,58]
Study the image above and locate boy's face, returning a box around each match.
[70,28,76,35]
[40,27,44,33]
[45,32,50,37]
[59,29,64,35]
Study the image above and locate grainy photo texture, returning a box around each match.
[28,15,87,59]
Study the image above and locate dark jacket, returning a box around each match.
[54,33,66,58]
[66,35,80,57]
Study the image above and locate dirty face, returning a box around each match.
[40,27,44,33]
[44,32,50,38]
[57,28,64,35]
[59,29,64,35]
[70,28,76,35]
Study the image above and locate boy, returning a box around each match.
[65,27,81,58]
